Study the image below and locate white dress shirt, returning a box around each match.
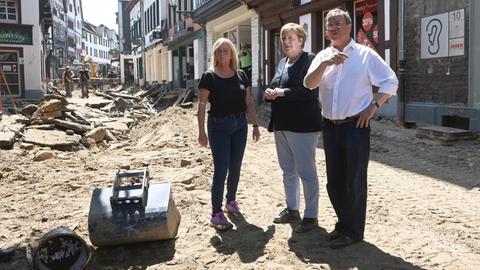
[305,39,398,120]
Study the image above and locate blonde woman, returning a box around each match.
[197,38,261,231]
[265,23,322,233]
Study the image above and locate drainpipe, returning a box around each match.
[397,0,406,126]
[141,0,146,87]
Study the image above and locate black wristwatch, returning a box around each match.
[371,100,380,109]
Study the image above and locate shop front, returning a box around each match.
[246,0,398,116]
[0,23,32,98]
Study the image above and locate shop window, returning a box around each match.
[273,33,282,70]
[0,0,18,23]
[0,50,20,96]
[354,0,379,52]
[223,29,238,48]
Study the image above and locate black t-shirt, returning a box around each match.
[198,69,250,117]
[79,70,90,82]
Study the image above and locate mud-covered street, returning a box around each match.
[1,103,480,270]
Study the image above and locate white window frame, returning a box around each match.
[0,0,18,23]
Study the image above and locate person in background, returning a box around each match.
[238,42,252,79]
[197,38,261,231]
[266,23,323,233]
[79,65,90,98]
[62,66,74,98]
[304,8,398,248]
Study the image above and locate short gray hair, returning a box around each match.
[325,8,352,25]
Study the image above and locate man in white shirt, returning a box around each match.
[304,8,398,248]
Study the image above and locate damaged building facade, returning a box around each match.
[116,0,480,131]
[0,0,52,100]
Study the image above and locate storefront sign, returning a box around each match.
[421,9,464,59]
[354,0,378,52]
[0,24,33,45]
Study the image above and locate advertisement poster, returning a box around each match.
[355,0,378,52]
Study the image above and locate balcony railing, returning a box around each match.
[195,0,210,10]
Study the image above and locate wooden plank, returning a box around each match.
[416,126,476,142]
[54,119,92,134]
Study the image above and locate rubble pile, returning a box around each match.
[0,86,168,154]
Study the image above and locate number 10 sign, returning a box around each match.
[421,9,465,59]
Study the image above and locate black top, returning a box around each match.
[268,51,322,132]
[198,69,250,117]
[79,70,90,82]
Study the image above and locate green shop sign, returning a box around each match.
[0,24,33,45]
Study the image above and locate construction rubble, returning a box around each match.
[0,85,194,157]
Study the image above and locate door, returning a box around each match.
[0,49,21,97]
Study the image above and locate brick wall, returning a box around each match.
[404,0,469,105]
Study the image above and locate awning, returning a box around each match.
[167,30,203,51]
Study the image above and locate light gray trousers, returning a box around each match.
[274,130,320,218]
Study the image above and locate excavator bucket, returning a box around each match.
[87,168,181,247]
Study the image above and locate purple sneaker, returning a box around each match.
[224,201,241,216]
[210,212,233,231]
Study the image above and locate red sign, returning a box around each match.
[355,0,378,15]
[362,12,374,31]
[373,24,379,43]
[356,29,375,49]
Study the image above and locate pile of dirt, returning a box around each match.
[131,106,198,149]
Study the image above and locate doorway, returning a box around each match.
[0,49,21,97]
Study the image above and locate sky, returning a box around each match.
[82,0,118,32]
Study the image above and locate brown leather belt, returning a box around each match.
[324,115,360,125]
[209,112,247,120]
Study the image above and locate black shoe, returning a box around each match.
[329,235,361,249]
[0,247,14,262]
[325,229,343,242]
[294,217,318,233]
[273,208,301,224]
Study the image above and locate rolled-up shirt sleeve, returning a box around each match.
[303,51,325,89]
[367,51,399,96]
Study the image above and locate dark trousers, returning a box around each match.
[81,81,89,98]
[208,115,248,214]
[322,119,370,240]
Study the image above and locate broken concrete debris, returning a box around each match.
[0,84,194,152]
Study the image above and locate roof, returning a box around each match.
[82,21,118,38]
[82,21,97,33]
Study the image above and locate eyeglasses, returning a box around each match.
[215,48,231,54]
[326,21,347,31]
[281,36,298,43]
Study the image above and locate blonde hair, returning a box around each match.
[211,38,239,70]
[325,8,352,26]
[280,23,307,48]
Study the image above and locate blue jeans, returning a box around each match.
[208,114,248,214]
